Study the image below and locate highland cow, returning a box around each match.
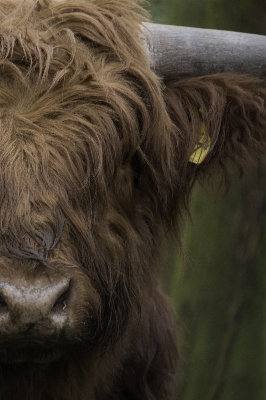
[0,0,265,399]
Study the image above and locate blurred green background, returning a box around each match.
[147,1,266,399]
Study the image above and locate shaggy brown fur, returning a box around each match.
[0,0,265,399]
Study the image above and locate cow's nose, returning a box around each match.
[0,278,70,335]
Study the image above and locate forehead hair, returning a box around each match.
[0,0,177,264]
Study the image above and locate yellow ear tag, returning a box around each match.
[189,121,211,164]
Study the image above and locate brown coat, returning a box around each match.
[0,1,264,399]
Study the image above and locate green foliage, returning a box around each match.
[170,170,266,400]
[150,0,266,34]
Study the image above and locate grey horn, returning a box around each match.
[143,22,266,81]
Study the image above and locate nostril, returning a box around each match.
[52,285,70,312]
[0,294,8,311]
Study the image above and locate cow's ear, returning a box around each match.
[164,73,266,184]
[127,73,266,235]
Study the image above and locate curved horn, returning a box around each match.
[143,22,266,81]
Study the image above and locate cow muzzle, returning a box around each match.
[0,277,73,363]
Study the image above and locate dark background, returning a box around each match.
[147,1,266,399]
